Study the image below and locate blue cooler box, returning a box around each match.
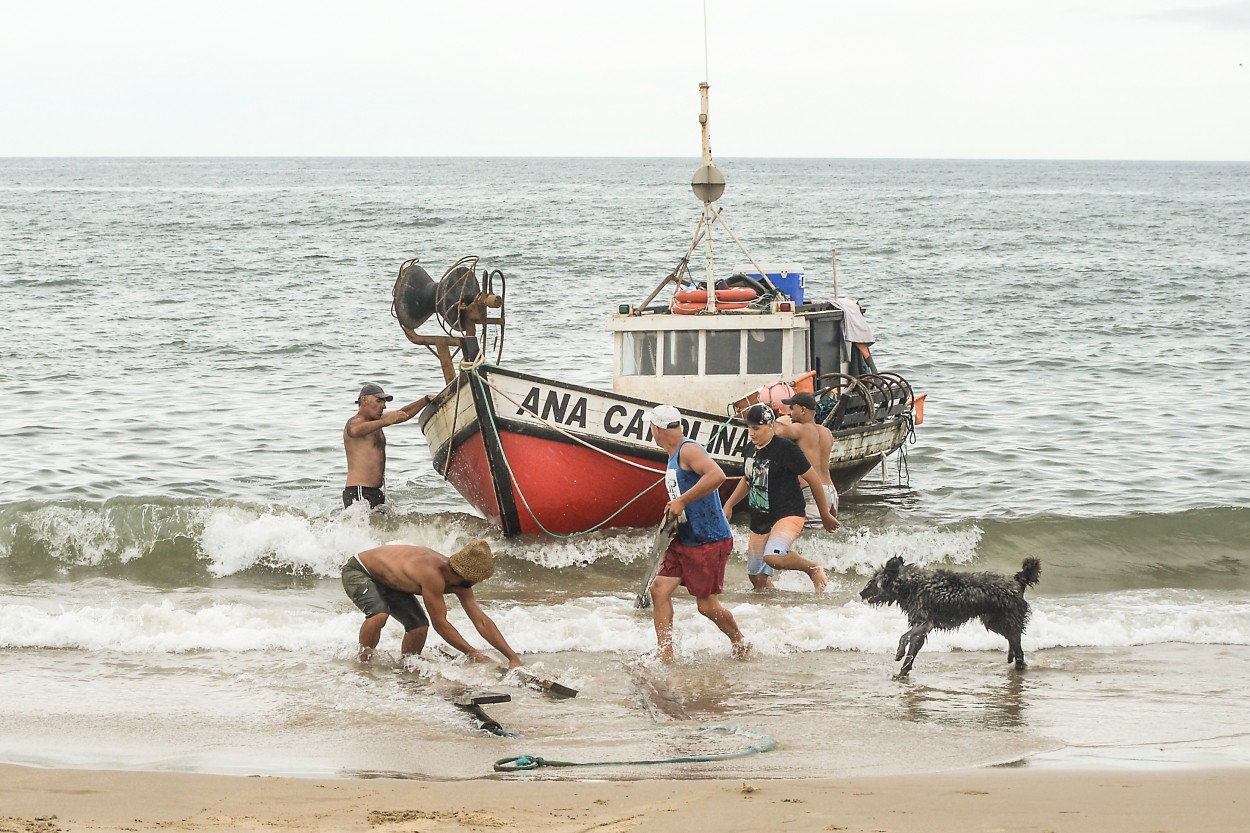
[740,265,805,304]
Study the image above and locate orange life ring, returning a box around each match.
[671,299,753,314]
[673,287,758,304]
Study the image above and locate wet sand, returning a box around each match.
[3,764,1247,833]
[9,643,1250,781]
[6,645,1250,832]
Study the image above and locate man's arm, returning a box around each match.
[818,427,834,473]
[396,394,434,419]
[346,412,404,438]
[420,588,487,659]
[772,419,800,441]
[665,443,726,520]
[722,476,748,519]
[456,590,524,669]
[345,395,433,438]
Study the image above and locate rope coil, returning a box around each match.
[493,725,776,772]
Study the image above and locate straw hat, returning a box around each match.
[449,539,495,584]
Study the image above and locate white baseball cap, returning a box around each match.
[648,404,682,429]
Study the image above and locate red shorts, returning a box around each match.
[657,537,733,598]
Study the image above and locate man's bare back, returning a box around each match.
[778,392,839,526]
[776,397,833,487]
[357,544,447,594]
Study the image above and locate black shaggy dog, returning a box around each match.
[859,556,1041,677]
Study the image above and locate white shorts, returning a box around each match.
[802,484,838,527]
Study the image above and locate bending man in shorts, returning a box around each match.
[647,404,750,662]
[340,539,523,668]
[723,403,839,592]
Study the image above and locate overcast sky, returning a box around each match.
[2,0,1247,159]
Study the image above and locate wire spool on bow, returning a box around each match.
[393,259,438,329]
[391,256,485,334]
[435,264,481,332]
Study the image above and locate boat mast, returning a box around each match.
[691,82,725,312]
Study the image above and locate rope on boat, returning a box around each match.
[473,367,663,473]
[894,411,916,487]
[440,370,467,479]
[492,725,776,772]
[468,366,664,539]
[703,413,739,453]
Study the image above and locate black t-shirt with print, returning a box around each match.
[742,435,811,534]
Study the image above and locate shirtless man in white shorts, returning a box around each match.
[775,392,840,527]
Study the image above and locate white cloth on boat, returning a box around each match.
[833,298,875,345]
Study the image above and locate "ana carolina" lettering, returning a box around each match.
[514,386,748,457]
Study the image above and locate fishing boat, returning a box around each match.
[393,83,921,537]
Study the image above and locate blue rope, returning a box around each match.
[493,725,776,772]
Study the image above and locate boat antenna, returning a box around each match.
[702,0,710,83]
[831,242,840,301]
[691,83,725,310]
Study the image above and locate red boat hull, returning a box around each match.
[465,432,667,535]
[421,365,909,538]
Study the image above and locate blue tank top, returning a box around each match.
[666,439,733,546]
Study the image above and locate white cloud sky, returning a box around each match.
[1,0,1246,159]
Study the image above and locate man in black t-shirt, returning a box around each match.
[723,404,839,591]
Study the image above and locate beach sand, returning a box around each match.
[2,764,1246,833]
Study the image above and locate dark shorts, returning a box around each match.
[657,537,733,598]
[341,556,429,631]
[343,486,386,509]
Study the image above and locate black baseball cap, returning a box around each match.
[744,403,775,426]
[356,383,394,404]
[781,392,818,410]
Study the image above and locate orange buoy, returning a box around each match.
[791,370,817,393]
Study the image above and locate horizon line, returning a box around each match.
[2,154,1248,164]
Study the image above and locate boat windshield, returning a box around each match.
[746,330,783,375]
[621,331,657,376]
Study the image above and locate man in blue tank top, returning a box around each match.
[647,404,751,662]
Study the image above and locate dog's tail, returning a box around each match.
[1015,557,1041,592]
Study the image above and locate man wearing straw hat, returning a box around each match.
[341,539,524,668]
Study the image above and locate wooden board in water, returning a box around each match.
[634,515,678,609]
[510,667,578,699]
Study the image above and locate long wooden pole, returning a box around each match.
[831,242,840,301]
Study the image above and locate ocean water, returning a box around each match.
[2,156,1250,780]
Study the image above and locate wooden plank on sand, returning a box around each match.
[509,667,578,699]
[634,515,677,609]
[434,645,578,699]
[451,690,512,707]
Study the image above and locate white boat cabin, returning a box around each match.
[609,301,850,416]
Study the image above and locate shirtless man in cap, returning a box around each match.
[341,539,524,668]
[775,391,840,525]
[343,383,434,509]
